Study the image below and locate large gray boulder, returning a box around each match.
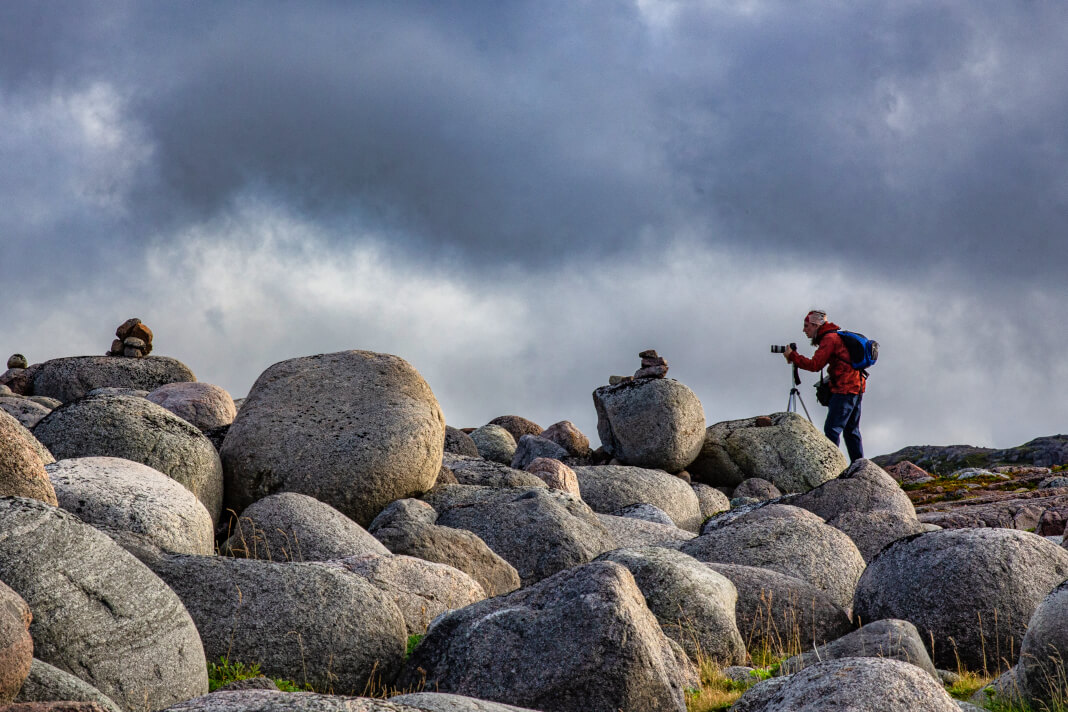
[853,528,1068,670]
[827,510,938,562]
[0,411,57,506]
[469,425,516,465]
[778,619,939,679]
[689,412,847,492]
[369,499,520,597]
[47,457,214,555]
[220,351,445,527]
[0,497,208,711]
[398,561,697,712]
[32,394,223,523]
[706,563,854,656]
[595,514,695,549]
[14,659,122,712]
[572,465,703,532]
[221,492,389,562]
[326,554,485,634]
[681,505,866,609]
[28,355,196,403]
[732,657,960,712]
[1017,579,1068,704]
[434,487,618,585]
[391,693,541,712]
[786,458,915,521]
[141,552,407,695]
[596,547,746,665]
[592,378,705,473]
[162,690,423,712]
[145,382,236,431]
[0,580,32,703]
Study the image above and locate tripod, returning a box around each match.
[786,354,813,423]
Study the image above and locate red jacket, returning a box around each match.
[788,321,866,395]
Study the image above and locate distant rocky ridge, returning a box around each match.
[874,435,1068,475]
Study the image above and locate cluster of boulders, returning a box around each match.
[106,318,154,358]
[6,345,1068,712]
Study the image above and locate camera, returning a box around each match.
[770,342,797,354]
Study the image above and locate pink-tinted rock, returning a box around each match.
[145,382,237,431]
[539,420,591,457]
[916,489,1068,531]
[0,411,57,506]
[634,350,669,379]
[488,415,542,444]
[525,457,581,496]
[1038,506,1068,536]
[0,581,32,702]
[885,460,934,485]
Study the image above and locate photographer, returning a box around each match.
[783,310,865,462]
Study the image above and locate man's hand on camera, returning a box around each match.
[783,345,794,361]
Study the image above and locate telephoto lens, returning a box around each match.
[770,345,787,353]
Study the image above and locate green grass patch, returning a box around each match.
[207,656,313,693]
[406,634,424,659]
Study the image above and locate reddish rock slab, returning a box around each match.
[917,489,1068,531]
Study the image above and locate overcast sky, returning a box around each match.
[3,1,1067,458]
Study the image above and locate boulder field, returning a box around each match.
[3,346,1068,712]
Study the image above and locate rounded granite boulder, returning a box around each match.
[221,491,389,562]
[689,412,847,492]
[28,355,195,403]
[572,465,703,532]
[47,456,214,555]
[145,382,237,431]
[593,378,705,473]
[32,394,223,523]
[469,425,517,466]
[732,657,960,712]
[0,497,208,711]
[681,506,866,610]
[398,561,697,712]
[853,528,1068,671]
[143,552,406,695]
[0,411,57,506]
[220,351,445,527]
[596,547,746,665]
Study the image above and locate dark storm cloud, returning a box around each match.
[3,2,1068,278]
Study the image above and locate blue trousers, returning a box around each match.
[825,393,863,462]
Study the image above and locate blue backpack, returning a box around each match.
[836,330,879,374]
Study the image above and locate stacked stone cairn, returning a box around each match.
[609,349,669,385]
[107,318,154,358]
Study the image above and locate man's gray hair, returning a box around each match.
[805,309,827,325]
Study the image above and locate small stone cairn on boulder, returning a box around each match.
[1,354,29,392]
[609,349,669,385]
[106,318,153,358]
[595,350,705,473]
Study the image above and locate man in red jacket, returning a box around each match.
[783,309,865,461]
